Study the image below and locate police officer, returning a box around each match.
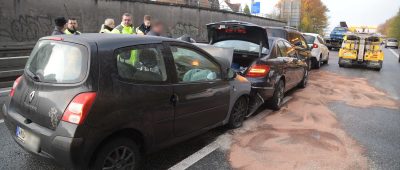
[111,13,136,34]
[99,18,115,33]
[51,17,67,35]
[64,18,81,35]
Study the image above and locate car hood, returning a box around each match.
[207,21,269,49]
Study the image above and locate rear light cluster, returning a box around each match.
[312,43,319,48]
[10,76,22,97]
[62,92,97,125]
[246,64,270,78]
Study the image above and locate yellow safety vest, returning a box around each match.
[64,29,81,35]
[111,24,136,34]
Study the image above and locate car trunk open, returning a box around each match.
[207,21,269,75]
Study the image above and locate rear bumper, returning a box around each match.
[2,102,85,169]
[246,77,275,100]
[339,58,382,68]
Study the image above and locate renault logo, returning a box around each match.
[29,91,35,103]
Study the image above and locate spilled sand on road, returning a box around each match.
[228,70,399,170]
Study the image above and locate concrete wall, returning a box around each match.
[0,0,285,50]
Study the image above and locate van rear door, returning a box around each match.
[9,39,92,130]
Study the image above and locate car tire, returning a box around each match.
[91,137,141,170]
[227,97,248,129]
[298,69,308,88]
[314,57,321,69]
[268,80,285,111]
[323,54,329,65]
[307,59,312,70]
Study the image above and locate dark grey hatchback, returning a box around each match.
[2,34,250,169]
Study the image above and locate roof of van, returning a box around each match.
[41,33,183,50]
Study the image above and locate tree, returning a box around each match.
[243,4,251,15]
[299,0,329,35]
[379,8,400,40]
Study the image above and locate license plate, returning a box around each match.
[16,126,40,152]
[16,126,27,142]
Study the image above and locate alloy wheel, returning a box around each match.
[103,146,136,170]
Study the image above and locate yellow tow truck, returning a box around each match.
[338,26,384,71]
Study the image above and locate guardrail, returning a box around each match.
[0,49,31,88]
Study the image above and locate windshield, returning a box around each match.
[303,35,316,44]
[213,40,270,54]
[388,39,398,42]
[25,40,88,83]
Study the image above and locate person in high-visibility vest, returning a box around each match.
[99,18,115,33]
[113,13,137,65]
[111,13,136,34]
[64,18,81,35]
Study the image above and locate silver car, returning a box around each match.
[385,38,399,49]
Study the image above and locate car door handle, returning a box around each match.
[170,94,179,106]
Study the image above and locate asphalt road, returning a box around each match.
[0,48,399,170]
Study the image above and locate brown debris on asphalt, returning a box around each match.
[229,70,399,170]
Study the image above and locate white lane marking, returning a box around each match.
[168,96,294,170]
[389,49,399,59]
[0,119,4,124]
[0,56,29,60]
[168,141,219,170]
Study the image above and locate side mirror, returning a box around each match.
[227,68,237,80]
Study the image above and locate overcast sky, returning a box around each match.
[230,0,400,32]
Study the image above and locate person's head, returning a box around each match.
[104,18,115,29]
[143,15,151,27]
[121,13,132,27]
[151,20,164,34]
[54,17,67,31]
[67,18,78,30]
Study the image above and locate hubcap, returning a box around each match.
[103,146,135,170]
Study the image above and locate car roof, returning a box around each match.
[264,26,300,33]
[41,33,183,50]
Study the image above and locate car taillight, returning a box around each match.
[313,43,319,48]
[9,76,22,97]
[62,92,97,125]
[246,64,270,78]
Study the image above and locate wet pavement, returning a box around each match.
[0,48,399,169]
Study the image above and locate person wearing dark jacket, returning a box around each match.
[51,17,67,35]
[136,15,151,35]
[146,20,164,37]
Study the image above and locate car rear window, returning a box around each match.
[266,28,286,39]
[388,39,398,42]
[25,40,88,83]
[304,35,316,44]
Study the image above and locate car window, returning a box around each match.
[304,35,316,44]
[25,40,88,84]
[277,41,288,57]
[115,45,167,82]
[267,28,286,39]
[170,46,221,83]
